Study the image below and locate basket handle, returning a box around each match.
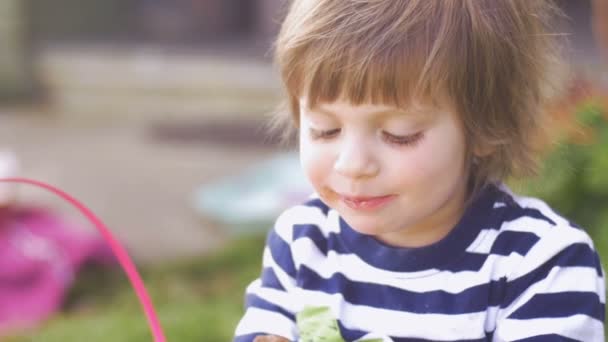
[0,178,166,342]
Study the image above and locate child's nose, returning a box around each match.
[333,139,379,179]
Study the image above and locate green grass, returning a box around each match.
[6,234,266,342]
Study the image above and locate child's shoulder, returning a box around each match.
[490,186,599,274]
[495,186,593,242]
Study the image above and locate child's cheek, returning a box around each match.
[412,127,466,179]
[299,137,314,177]
[299,140,331,193]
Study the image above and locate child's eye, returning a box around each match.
[382,131,424,146]
[309,128,340,140]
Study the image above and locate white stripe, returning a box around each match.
[493,314,604,341]
[293,237,525,293]
[273,212,293,243]
[511,194,572,227]
[275,204,335,242]
[484,306,500,333]
[246,279,299,314]
[278,204,342,240]
[327,209,343,234]
[234,307,297,339]
[500,215,555,235]
[468,215,557,255]
[538,267,605,302]
[501,266,605,318]
[507,225,595,280]
[297,289,487,340]
[355,333,394,342]
[466,228,499,254]
[293,238,443,284]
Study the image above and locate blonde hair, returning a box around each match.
[272,0,565,195]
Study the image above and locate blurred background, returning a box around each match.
[0,0,607,341]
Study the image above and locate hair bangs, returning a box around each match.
[306,45,429,111]
[280,6,451,116]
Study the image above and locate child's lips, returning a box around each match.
[339,194,397,211]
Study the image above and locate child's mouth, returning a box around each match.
[340,194,396,211]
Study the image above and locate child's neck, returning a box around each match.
[374,184,468,249]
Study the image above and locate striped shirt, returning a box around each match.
[234,184,605,341]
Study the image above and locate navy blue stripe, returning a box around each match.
[245,293,296,321]
[488,277,508,307]
[445,252,489,272]
[294,227,348,256]
[261,267,285,291]
[298,265,494,314]
[267,228,296,276]
[490,231,540,256]
[508,291,604,321]
[593,251,605,277]
[494,205,556,226]
[335,321,368,341]
[512,334,580,341]
[303,197,331,215]
[293,223,328,255]
[503,243,603,308]
[292,223,491,273]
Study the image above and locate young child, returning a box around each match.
[234,1,606,341]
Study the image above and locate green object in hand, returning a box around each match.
[296,306,383,342]
[296,306,345,342]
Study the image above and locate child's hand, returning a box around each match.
[253,335,290,342]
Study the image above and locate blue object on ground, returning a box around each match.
[193,152,313,235]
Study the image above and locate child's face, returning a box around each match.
[299,98,469,247]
